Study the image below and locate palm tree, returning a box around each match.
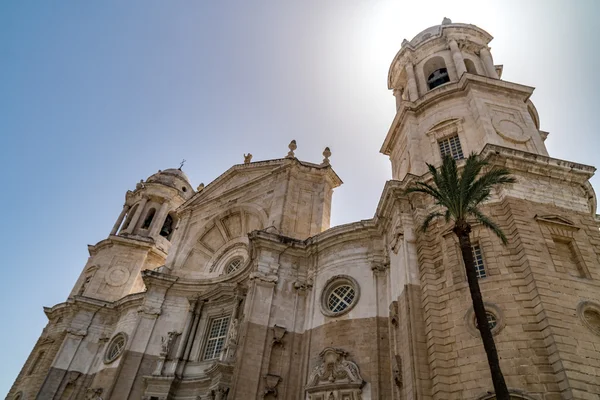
[405,153,516,400]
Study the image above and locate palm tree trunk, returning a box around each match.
[455,224,510,399]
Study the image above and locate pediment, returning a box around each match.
[181,160,286,211]
[534,214,578,229]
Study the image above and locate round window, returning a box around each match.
[104,333,127,364]
[226,258,243,274]
[464,303,504,337]
[320,276,360,317]
[578,301,600,336]
[476,312,498,330]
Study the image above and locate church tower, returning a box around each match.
[380,19,600,399]
[69,168,195,302]
[7,18,600,400]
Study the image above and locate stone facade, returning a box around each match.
[8,20,600,400]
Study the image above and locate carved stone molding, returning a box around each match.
[85,388,104,400]
[66,328,88,338]
[389,301,399,327]
[249,271,278,285]
[306,348,364,400]
[272,325,287,345]
[264,374,282,398]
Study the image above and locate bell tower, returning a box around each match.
[69,168,195,302]
[381,18,549,180]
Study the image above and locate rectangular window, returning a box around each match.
[552,237,585,277]
[472,244,486,278]
[438,135,464,160]
[203,316,230,360]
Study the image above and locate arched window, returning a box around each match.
[120,204,138,231]
[142,208,156,229]
[465,58,478,74]
[423,56,450,90]
[160,214,174,240]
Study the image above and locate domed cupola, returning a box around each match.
[146,168,194,197]
[382,18,549,181]
[109,167,195,251]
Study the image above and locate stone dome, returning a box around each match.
[409,24,442,46]
[146,168,193,196]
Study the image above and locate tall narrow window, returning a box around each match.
[160,214,174,239]
[438,135,464,160]
[142,208,156,229]
[28,350,45,375]
[203,316,230,360]
[121,204,138,231]
[472,244,486,278]
[552,237,585,277]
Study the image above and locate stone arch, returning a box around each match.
[181,205,267,274]
[476,390,539,400]
[423,55,450,90]
[464,58,478,74]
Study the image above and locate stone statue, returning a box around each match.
[322,147,331,165]
[244,153,253,164]
[287,140,297,158]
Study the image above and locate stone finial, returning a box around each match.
[287,140,297,158]
[136,179,144,190]
[322,147,331,165]
[401,39,409,47]
[244,153,252,164]
[197,183,205,191]
[442,17,452,25]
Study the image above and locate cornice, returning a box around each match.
[43,292,145,320]
[88,235,168,259]
[178,158,342,212]
[381,74,536,156]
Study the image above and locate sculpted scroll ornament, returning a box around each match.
[306,348,364,389]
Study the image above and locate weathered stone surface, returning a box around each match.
[8,20,600,400]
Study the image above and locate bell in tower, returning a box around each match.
[382,18,549,180]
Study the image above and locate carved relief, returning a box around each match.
[105,265,131,287]
[306,348,364,400]
[85,388,104,400]
[487,104,530,143]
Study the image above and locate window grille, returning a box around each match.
[472,244,486,278]
[226,258,243,274]
[438,135,464,160]
[203,316,230,360]
[327,285,356,313]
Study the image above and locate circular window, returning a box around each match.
[577,301,600,336]
[465,303,504,337]
[320,275,360,317]
[475,312,498,330]
[104,333,127,364]
[226,258,243,274]
[182,186,187,192]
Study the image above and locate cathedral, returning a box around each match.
[8,19,600,400]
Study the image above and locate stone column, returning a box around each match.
[148,201,170,238]
[405,62,419,101]
[111,204,130,235]
[393,88,403,110]
[448,39,467,77]
[123,197,147,234]
[479,47,499,79]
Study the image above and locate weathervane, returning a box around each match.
[179,159,186,170]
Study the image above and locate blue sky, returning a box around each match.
[1,0,599,394]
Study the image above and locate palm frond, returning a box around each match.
[459,154,487,215]
[420,212,444,233]
[467,168,516,207]
[469,207,508,244]
[405,182,450,208]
